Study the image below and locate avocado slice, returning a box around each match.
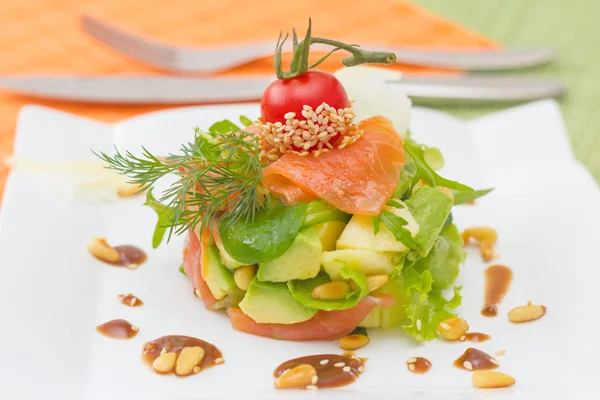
[322,249,403,281]
[201,244,237,300]
[239,278,318,324]
[316,221,347,252]
[214,236,246,270]
[257,227,322,282]
[336,203,419,252]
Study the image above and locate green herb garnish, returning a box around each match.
[380,210,417,249]
[404,139,473,192]
[453,188,494,205]
[95,124,264,239]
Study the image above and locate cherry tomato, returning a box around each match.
[260,70,349,124]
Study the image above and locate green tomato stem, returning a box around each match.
[273,19,397,79]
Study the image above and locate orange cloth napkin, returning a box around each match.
[0,0,496,197]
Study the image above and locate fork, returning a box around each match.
[80,13,555,73]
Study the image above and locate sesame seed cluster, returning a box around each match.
[258,102,363,162]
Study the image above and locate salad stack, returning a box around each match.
[99,22,487,342]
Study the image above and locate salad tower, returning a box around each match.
[98,22,489,342]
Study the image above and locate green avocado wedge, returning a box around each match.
[203,244,238,300]
[257,227,322,282]
[239,278,318,324]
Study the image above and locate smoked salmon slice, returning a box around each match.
[262,116,406,216]
[226,297,377,341]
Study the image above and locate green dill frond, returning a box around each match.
[95,125,264,239]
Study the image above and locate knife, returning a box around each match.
[0,75,565,104]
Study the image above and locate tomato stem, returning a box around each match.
[274,19,397,79]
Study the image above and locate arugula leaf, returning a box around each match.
[302,199,351,228]
[219,197,307,264]
[380,210,417,249]
[394,156,416,199]
[288,266,369,311]
[400,266,462,341]
[373,214,381,234]
[144,188,177,249]
[404,140,473,192]
[239,115,253,127]
[387,199,405,209]
[453,188,494,205]
[179,264,187,276]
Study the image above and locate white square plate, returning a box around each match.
[1,100,599,400]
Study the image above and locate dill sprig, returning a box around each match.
[95,127,264,238]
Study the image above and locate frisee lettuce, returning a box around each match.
[288,266,369,311]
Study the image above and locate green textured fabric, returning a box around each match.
[414,0,600,182]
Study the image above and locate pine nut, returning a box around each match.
[233,265,257,291]
[472,371,515,389]
[437,318,469,341]
[339,334,370,350]
[274,364,317,389]
[175,346,205,376]
[87,238,120,263]
[117,182,144,197]
[152,352,177,374]
[462,227,498,262]
[462,227,498,243]
[311,281,349,300]
[366,275,389,292]
[508,304,546,323]
[479,240,495,262]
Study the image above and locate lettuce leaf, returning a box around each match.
[413,223,465,290]
[288,266,369,311]
[400,266,462,341]
[406,187,453,256]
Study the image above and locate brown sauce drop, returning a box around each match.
[96,319,139,339]
[454,348,498,371]
[481,265,513,317]
[465,332,491,343]
[274,354,364,389]
[111,245,147,268]
[406,357,432,374]
[142,335,223,377]
[118,293,143,307]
